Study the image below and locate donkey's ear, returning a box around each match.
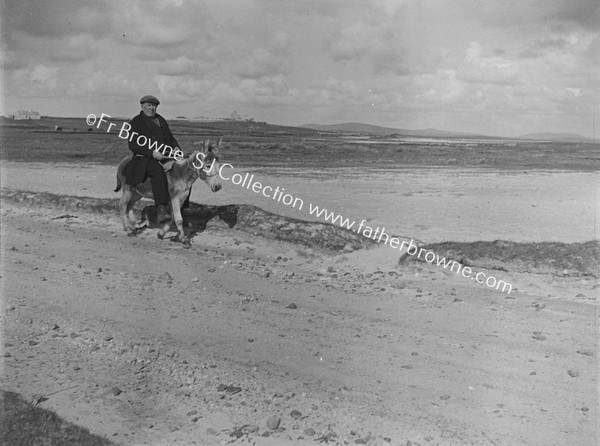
[209,138,222,154]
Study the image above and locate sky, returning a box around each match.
[1,0,599,138]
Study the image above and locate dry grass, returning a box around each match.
[0,389,115,446]
[422,240,600,277]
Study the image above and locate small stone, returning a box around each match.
[440,395,450,400]
[191,277,199,282]
[206,427,219,435]
[104,335,113,342]
[110,386,122,396]
[158,272,173,281]
[8,306,15,311]
[217,384,228,391]
[287,303,298,309]
[576,349,594,357]
[304,428,316,436]
[567,369,579,377]
[531,334,547,341]
[581,407,589,412]
[28,340,38,346]
[226,386,242,395]
[186,410,197,416]
[290,409,302,419]
[355,437,370,444]
[266,416,281,430]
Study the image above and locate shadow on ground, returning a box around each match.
[1,189,376,253]
[2,188,598,276]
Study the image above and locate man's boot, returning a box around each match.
[156,204,172,223]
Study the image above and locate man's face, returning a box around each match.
[141,102,157,118]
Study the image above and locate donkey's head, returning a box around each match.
[189,138,223,193]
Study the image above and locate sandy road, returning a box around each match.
[1,196,597,445]
[2,161,597,243]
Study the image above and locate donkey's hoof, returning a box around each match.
[182,239,192,248]
[157,232,165,240]
[127,229,138,237]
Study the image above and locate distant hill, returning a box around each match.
[518,132,595,143]
[301,122,486,138]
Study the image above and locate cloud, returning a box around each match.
[31,65,59,89]
[325,22,410,75]
[234,32,292,79]
[235,48,283,79]
[2,0,597,137]
[458,41,521,85]
[157,56,208,76]
[456,0,599,29]
[2,0,110,39]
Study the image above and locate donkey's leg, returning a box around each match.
[156,200,174,241]
[168,194,189,246]
[129,192,145,225]
[119,188,136,234]
[156,220,173,240]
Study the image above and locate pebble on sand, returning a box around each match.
[287,303,298,309]
[576,348,594,356]
[158,272,173,281]
[266,415,281,430]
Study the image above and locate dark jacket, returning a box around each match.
[124,112,180,186]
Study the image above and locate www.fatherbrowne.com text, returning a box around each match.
[207,162,513,295]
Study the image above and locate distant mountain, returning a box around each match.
[301,122,487,139]
[518,132,594,142]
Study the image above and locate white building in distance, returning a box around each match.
[14,110,41,120]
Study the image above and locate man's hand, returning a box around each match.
[152,150,165,160]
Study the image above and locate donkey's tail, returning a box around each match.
[114,175,122,193]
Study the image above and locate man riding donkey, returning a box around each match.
[123,94,191,223]
[116,94,223,245]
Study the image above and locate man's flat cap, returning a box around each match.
[140,95,160,105]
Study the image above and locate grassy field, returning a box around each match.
[1,117,599,170]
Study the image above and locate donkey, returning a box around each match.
[114,139,223,246]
